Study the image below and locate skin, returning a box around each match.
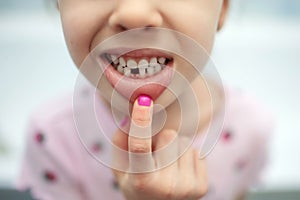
[112,99,207,200]
[57,0,247,199]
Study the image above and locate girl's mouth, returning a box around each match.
[103,53,172,78]
[99,49,174,102]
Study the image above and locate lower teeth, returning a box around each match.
[112,64,165,78]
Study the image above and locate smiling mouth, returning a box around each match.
[98,49,174,102]
[102,52,173,79]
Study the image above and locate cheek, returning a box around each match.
[179,15,218,54]
[163,2,221,54]
[60,6,110,67]
[62,17,91,67]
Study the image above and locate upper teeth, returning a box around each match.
[105,54,170,78]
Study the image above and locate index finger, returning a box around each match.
[128,95,155,172]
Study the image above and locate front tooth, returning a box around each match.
[147,66,154,75]
[139,68,146,77]
[127,59,137,69]
[138,59,148,69]
[117,64,124,73]
[119,57,126,67]
[158,57,166,64]
[149,57,157,67]
[124,67,131,77]
[111,55,119,64]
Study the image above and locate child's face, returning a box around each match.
[58,0,228,106]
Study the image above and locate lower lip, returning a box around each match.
[103,61,174,103]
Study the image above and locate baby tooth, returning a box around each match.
[147,66,154,75]
[124,67,131,77]
[154,64,162,73]
[127,59,137,69]
[139,68,146,77]
[117,65,124,73]
[158,57,166,64]
[119,57,126,67]
[138,59,148,69]
[149,57,158,67]
[111,55,119,64]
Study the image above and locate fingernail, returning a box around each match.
[137,95,152,107]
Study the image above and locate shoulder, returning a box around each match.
[224,86,275,141]
[28,91,74,129]
[27,87,113,137]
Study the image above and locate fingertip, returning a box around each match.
[128,95,153,155]
[131,95,153,127]
[137,95,152,107]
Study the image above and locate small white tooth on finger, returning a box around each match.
[147,66,155,75]
[139,68,146,77]
[138,59,148,69]
[119,57,126,67]
[127,59,137,69]
[149,57,158,67]
[117,65,124,73]
[158,57,166,64]
[124,67,131,77]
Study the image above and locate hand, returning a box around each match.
[112,96,208,200]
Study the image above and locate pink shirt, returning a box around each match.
[17,86,274,200]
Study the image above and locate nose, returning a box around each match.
[108,0,163,31]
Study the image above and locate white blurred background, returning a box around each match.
[0,0,300,193]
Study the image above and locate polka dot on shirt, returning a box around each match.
[112,179,119,190]
[35,132,45,144]
[91,141,103,153]
[235,159,248,172]
[221,130,233,142]
[44,170,57,182]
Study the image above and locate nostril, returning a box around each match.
[144,25,154,30]
[118,24,127,32]
[117,25,153,32]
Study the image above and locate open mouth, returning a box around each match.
[99,49,174,102]
[103,53,173,79]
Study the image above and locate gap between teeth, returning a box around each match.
[107,55,169,78]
